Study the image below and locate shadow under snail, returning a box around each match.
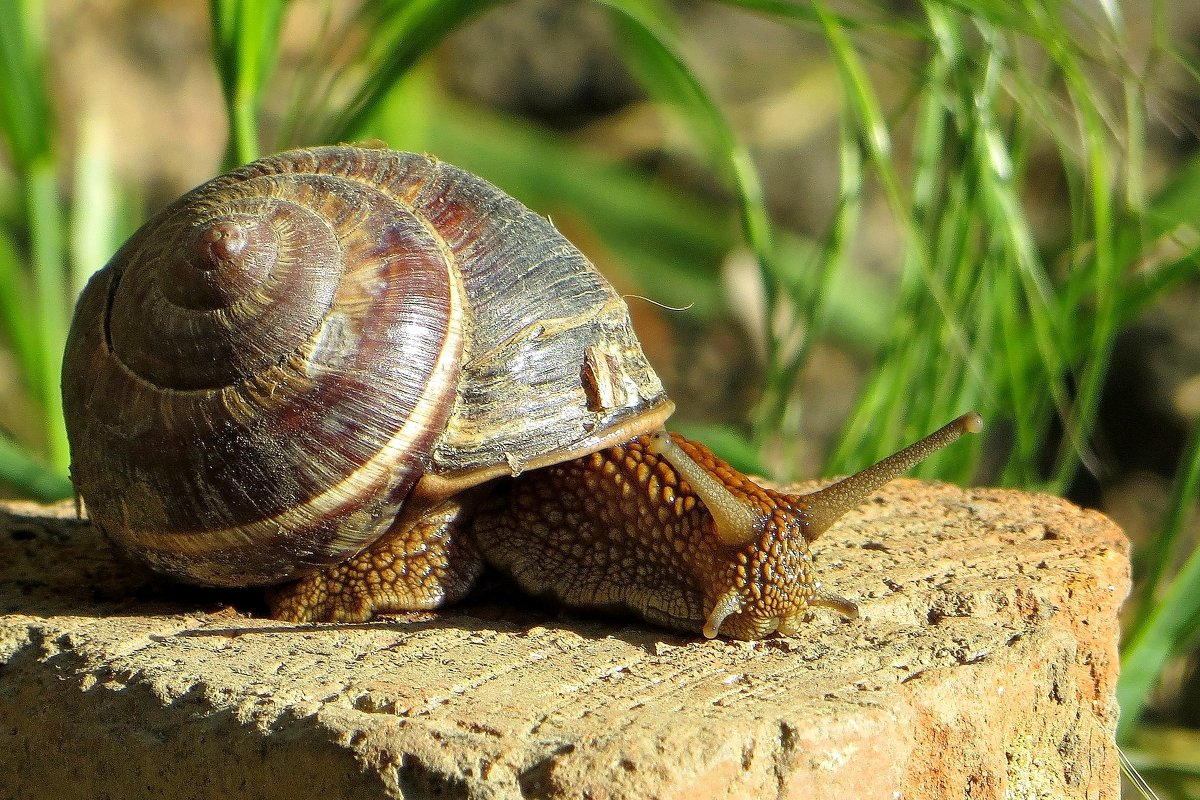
[61,145,982,640]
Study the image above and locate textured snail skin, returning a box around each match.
[268,490,489,623]
[474,434,825,640]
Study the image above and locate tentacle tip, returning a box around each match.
[647,429,672,451]
[961,411,984,434]
[702,589,745,639]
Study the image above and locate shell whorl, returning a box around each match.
[64,149,465,585]
[62,146,671,588]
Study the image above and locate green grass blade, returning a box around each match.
[761,117,866,478]
[1122,726,1200,786]
[1047,62,1119,491]
[0,0,71,476]
[707,0,823,24]
[0,0,54,386]
[603,0,774,263]
[812,2,891,157]
[820,3,983,476]
[210,0,287,166]
[599,0,795,440]
[0,226,38,389]
[810,17,901,465]
[1118,421,1200,742]
[26,158,70,473]
[69,111,122,298]
[316,0,499,144]
[1115,152,1200,320]
[1119,552,1200,743]
[711,0,929,38]
[0,432,73,502]
[1143,425,1200,618]
[0,0,52,166]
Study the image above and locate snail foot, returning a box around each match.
[267,496,485,623]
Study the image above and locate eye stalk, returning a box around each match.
[796,411,984,542]
[647,431,763,547]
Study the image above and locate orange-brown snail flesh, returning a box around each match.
[275,415,983,640]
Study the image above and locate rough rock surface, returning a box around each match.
[1,481,1128,800]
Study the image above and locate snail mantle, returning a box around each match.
[1,481,1128,800]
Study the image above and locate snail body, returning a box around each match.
[62,145,980,640]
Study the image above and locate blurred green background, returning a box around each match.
[2,0,1199,793]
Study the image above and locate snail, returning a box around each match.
[61,145,982,640]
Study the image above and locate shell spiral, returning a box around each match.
[62,146,670,587]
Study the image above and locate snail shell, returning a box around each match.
[62,146,672,588]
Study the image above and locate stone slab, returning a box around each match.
[0,480,1129,799]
